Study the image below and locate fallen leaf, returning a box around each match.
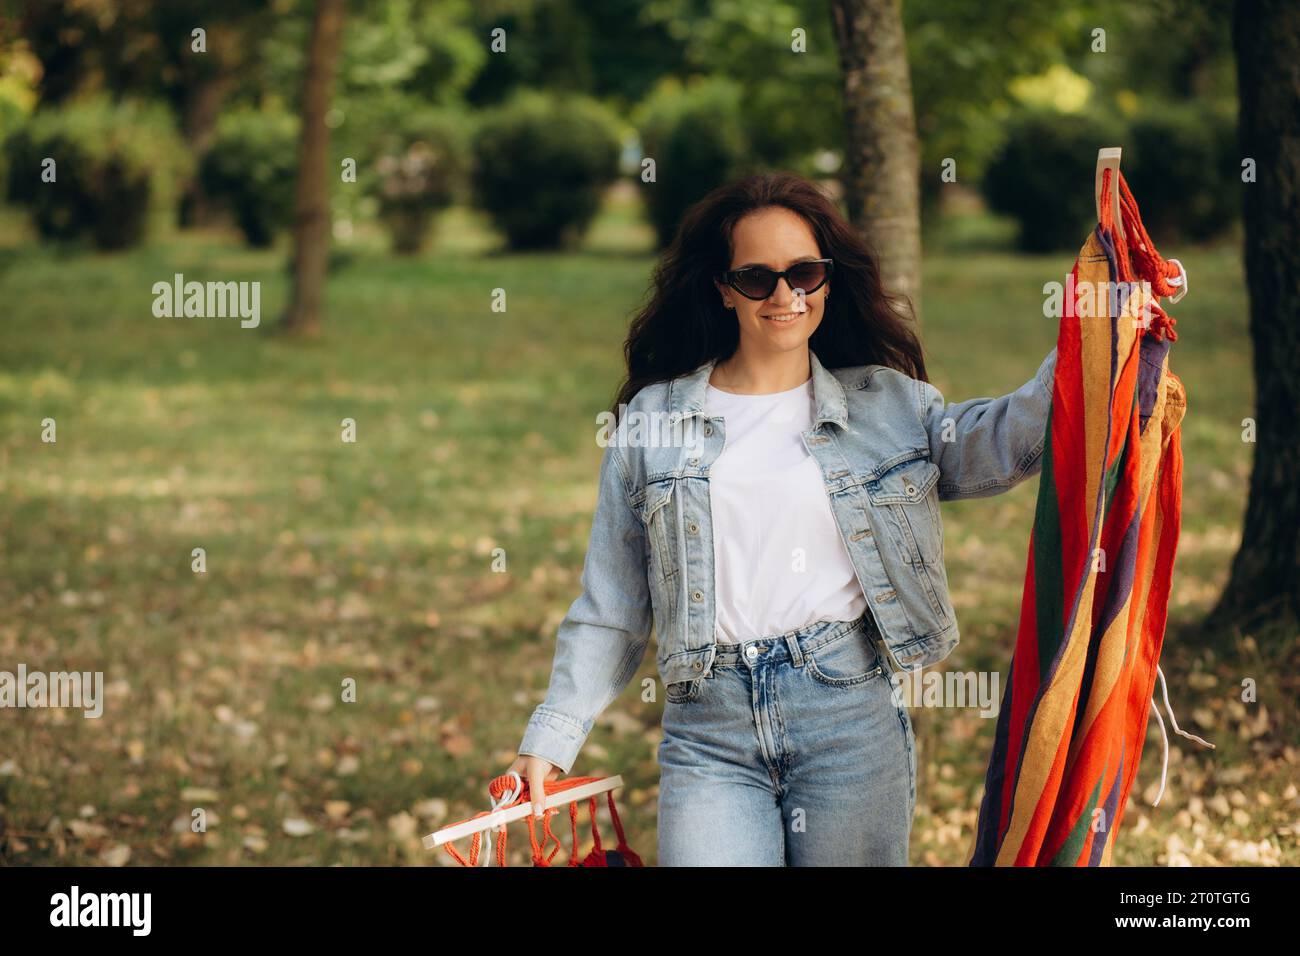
[68,820,108,839]
[282,818,315,837]
[243,834,268,854]
[336,755,360,776]
[387,812,416,840]
[413,798,447,821]
[100,844,131,867]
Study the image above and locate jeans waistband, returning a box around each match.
[710,611,877,669]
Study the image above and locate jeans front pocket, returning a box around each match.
[805,630,884,688]
[664,676,702,704]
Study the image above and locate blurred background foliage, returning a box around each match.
[1,0,1239,254]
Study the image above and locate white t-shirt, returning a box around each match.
[703,375,868,643]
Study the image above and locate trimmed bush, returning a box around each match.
[0,87,33,204]
[636,78,753,248]
[1124,104,1238,244]
[200,107,299,247]
[4,97,191,250]
[368,110,467,254]
[981,110,1124,252]
[470,92,621,250]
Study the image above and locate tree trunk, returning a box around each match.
[1208,0,1300,635]
[179,68,235,228]
[282,0,346,336]
[829,0,923,320]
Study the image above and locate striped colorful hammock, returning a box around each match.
[969,167,1212,866]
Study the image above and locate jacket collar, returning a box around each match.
[667,348,849,428]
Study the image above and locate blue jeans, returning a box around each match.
[656,612,915,866]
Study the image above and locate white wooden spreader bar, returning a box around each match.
[423,774,624,850]
[1095,147,1125,242]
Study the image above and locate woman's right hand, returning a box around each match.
[507,753,561,819]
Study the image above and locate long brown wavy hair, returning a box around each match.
[611,171,927,417]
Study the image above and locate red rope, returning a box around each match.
[1098,167,1181,342]
[440,775,642,867]
[604,789,644,866]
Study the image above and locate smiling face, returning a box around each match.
[715,205,829,357]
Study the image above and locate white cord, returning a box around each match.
[482,770,523,866]
[1147,664,1215,807]
[1157,664,1216,750]
[1149,698,1169,807]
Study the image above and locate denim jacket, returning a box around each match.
[519,346,1058,772]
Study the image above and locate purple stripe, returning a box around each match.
[1137,334,1170,434]
[1088,740,1128,866]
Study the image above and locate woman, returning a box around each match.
[508,171,1057,865]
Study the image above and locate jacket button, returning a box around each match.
[703,424,713,437]
[905,483,918,496]
[692,660,703,671]
[688,457,699,466]
[691,589,703,602]
[744,645,758,661]
[687,520,699,534]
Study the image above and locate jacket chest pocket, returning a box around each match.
[639,478,681,623]
[866,456,943,568]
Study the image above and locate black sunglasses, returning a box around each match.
[717,258,833,301]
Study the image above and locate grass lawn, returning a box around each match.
[0,186,1292,866]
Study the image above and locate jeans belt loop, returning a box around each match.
[784,633,805,667]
